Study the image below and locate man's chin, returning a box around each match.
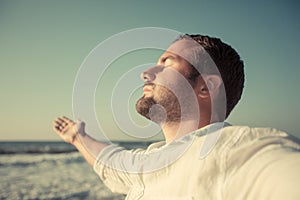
[136,97,178,124]
[135,97,156,120]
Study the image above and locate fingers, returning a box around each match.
[62,116,73,124]
[53,120,62,132]
[53,116,75,133]
[54,116,73,125]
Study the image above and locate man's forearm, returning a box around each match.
[73,132,109,166]
[73,133,108,166]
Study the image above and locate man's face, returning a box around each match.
[136,47,199,123]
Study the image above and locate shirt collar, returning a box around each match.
[172,121,231,144]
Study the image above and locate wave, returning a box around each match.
[0,141,77,154]
[0,141,157,154]
[0,152,84,167]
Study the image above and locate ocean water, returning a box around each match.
[0,141,153,200]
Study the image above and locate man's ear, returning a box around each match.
[197,75,222,98]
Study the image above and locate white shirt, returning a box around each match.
[94,123,300,199]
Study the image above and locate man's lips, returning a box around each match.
[143,83,154,92]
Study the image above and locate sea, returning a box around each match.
[0,141,154,200]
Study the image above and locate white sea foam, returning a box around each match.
[0,152,125,199]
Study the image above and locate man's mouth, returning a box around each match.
[143,83,154,93]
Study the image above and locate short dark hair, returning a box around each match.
[178,34,245,118]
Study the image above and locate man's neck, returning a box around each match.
[161,120,203,144]
[161,115,222,143]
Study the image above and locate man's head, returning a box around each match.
[136,34,244,125]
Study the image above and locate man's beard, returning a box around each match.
[136,85,181,124]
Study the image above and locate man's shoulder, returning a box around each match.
[191,124,300,159]
[221,126,300,199]
[220,125,300,148]
[217,125,300,167]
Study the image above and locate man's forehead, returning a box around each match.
[166,38,200,55]
[163,38,218,75]
[164,38,203,67]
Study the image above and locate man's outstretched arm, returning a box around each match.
[53,116,109,166]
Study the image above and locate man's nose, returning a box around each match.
[140,65,164,82]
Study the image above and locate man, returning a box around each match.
[53,34,300,199]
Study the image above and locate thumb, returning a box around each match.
[75,119,85,134]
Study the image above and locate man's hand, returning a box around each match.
[53,116,108,166]
[53,116,85,144]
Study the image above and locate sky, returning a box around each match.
[0,0,299,141]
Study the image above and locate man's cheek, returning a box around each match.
[154,68,182,89]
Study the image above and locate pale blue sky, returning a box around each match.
[0,0,299,141]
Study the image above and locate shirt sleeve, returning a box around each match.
[258,149,300,200]
[223,128,300,199]
[93,144,145,194]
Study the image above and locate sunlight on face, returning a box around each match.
[136,42,200,124]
